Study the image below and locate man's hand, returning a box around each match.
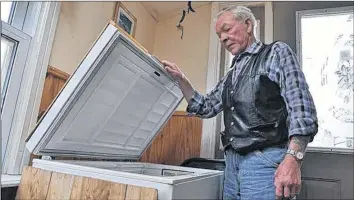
[274,155,301,199]
[275,135,310,199]
[161,60,185,82]
[160,60,195,103]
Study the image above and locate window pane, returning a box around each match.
[300,11,353,149]
[1,2,13,23]
[1,36,16,100]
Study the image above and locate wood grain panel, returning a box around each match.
[15,166,52,200]
[70,176,84,199]
[74,177,120,200]
[139,186,158,200]
[46,172,74,199]
[125,185,141,199]
[139,111,202,165]
[108,182,127,200]
[16,166,157,200]
[38,66,70,121]
[125,185,158,200]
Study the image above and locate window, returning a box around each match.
[1,1,14,23]
[1,15,31,166]
[1,36,16,99]
[297,6,353,151]
[1,2,60,177]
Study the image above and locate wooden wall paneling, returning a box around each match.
[139,111,202,165]
[37,66,70,120]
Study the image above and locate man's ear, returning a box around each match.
[245,19,253,34]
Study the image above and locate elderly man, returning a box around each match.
[162,5,318,200]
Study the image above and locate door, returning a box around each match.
[296,6,354,199]
[1,1,31,165]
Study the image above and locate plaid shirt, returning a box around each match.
[187,40,318,138]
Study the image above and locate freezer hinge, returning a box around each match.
[41,156,53,160]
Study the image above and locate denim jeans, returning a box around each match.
[223,146,287,200]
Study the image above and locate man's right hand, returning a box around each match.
[161,60,185,82]
[160,60,195,103]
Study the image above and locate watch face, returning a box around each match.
[296,152,304,160]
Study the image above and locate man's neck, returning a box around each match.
[246,36,256,49]
[234,36,256,57]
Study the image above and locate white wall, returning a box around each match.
[153,4,212,110]
[48,2,157,75]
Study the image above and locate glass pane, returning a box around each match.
[1,36,16,99]
[1,2,13,23]
[300,12,353,149]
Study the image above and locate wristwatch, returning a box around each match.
[286,149,304,161]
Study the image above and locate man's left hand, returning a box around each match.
[274,155,302,199]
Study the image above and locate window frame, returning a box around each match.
[1,1,61,177]
[296,6,354,154]
[1,21,31,164]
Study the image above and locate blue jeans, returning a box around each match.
[223,146,287,200]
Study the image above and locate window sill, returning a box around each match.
[1,174,21,188]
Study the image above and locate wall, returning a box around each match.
[119,2,157,54]
[153,3,212,111]
[273,1,354,51]
[48,2,157,75]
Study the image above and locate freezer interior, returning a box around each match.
[54,160,220,177]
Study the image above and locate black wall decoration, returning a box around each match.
[176,1,196,39]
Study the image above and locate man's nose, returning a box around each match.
[220,35,228,43]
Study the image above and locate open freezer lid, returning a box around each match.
[26,21,183,161]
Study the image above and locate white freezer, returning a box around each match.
[26,21,224,200]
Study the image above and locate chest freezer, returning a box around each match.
[25,21,224,200]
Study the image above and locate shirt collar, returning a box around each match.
[243,39,263,54]
[230,40,264,68]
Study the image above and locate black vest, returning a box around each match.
[220,42,289,154]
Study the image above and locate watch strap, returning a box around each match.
[286,149,304,161]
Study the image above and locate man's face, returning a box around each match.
[215,11,252,55]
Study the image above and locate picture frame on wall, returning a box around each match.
[113,2,137,37]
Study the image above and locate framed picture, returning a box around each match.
[113,2,137,37]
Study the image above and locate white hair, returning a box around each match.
[217,6,258,37]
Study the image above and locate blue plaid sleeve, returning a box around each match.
[186,77,226,119]
[269,42,318,141]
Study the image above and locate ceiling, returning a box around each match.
[141,1,211,22]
